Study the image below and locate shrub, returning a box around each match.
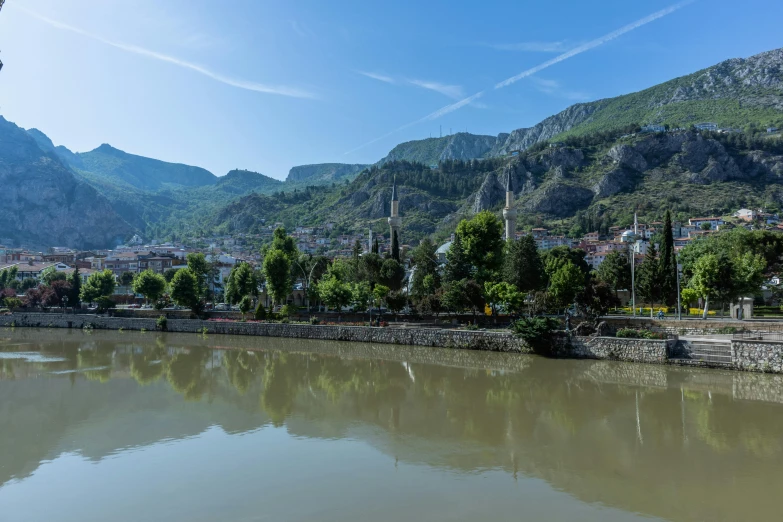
[95,296,116,313]
[280,317,290,324]
[280,304,295,318]
[254,301,267,320]
[309,316,320,325]
[4,297,22,311]
[616,328,666,339]
[715,326,740,334]
[512,316,560,355]
[464,323,480,331]
[156,315,168,331]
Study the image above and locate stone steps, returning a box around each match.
[685,341,733,365]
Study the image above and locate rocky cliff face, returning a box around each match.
[380,132,499,165]
[475,129,783,220]
[0,118,133,248]
[491,103,605,156]
[286,163,369,183]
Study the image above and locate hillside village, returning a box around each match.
[2,199,781,310]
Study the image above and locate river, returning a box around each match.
[1,328,781,521]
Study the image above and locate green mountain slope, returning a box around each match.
[286,163,369,183]
[72,143,217,190]
[380,132,500,165]
[494,47,783,154]
[1,118,133,248]
[203,129,783,244]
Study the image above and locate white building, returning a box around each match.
[688,217,724,230]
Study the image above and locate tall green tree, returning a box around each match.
[504,235,544,293]
[225,262,258,305]
[636,244,661,315]
[351,281,373,312]
[596,251,632,297]
[80,269,116,304]
[263,249,292,306]
[359,252,383,288]
[69,266,81,307]
[543,246,590,280]
[119,271,136,288]
[443,233,471,284]
[411,238,440,298]
[0,266,18,289]
[269,227,299,259]
[548,261,585,310]
[132,270,167,304]
[455,210,504,283]
[185,253,210,298]
[380,258,405,291]
[317,276,352,311]
[170,269,201,313]
[41,266,66,286]
[391,230,400,262]
[689,253,720,318]
[659,210,677,305]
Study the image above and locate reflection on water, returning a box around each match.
[1,329,782,522]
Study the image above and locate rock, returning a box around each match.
[574,321,595,336]
[607,144,648,171]
[492,103,604,155]
[592,167,635,197]
[0,117,133,249]
[286,163,368,183]
[524,182,594,217]
[472,172,504,213]
[593,321,612,337]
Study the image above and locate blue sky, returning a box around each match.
[1,0,781,180]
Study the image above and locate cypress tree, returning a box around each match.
[372,238,379,254]
[69,265,82,307]
[391,230,400,262]
[659,210,677,305]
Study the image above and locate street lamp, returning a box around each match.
[293,257,325,313]
[676,252,682,321]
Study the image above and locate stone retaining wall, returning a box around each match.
[5,313,783,373]
[0,313,530,353]
[732,340,783,373]
[556,335,672,364]
[604,316,783,335]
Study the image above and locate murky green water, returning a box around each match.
[1,329,782,521]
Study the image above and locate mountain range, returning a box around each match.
[2,47,783,248]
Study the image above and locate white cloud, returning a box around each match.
[495,0,694,90]
[358,71,396,84]
[530,77,590,101]
[20,8,317,99]
[484,41,571,53]
[345,0,693,155]
[358,72,466,100]
[406,79,464,99]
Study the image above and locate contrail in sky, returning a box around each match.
[19,7,317,99]
[345,0,693,155]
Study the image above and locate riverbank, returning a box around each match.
[2,312,783,373]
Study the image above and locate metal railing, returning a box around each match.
[733,330,783,342]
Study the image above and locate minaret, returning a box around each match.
[502,174,517,241]
[388,176,401,245]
